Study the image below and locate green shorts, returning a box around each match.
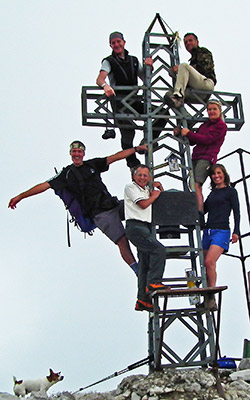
[192,159,211,185]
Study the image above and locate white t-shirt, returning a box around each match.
[124,182,151,223]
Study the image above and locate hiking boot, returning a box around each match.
[102,129,116,140]
[135,299,153,312]
[146,283,167,292]
[164,93,184,109]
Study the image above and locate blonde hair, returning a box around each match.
[207,99,224,120]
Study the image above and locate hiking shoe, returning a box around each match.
[135,299,153,312]
[164,94,184,109]
[102,129,116,139]
[146,283,167,292]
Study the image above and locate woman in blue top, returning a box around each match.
[203,164,240,290]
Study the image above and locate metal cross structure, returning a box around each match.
[81,14,246,371]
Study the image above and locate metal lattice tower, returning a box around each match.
[81,14,245,371]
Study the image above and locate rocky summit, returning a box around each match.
[75,367,250,400]
[2,364,250,400]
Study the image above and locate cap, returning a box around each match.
[109,31,124,43]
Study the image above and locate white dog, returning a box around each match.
[13,368,64,397]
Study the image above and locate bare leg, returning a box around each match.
[204,245,224,287]
[117,235,136,265]
[195,182,204,212]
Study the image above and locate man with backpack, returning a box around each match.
[8,140,147,275]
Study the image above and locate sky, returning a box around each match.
[1,0,250,396]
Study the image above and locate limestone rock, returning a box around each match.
[239,358,250,370]
[230,369,250,381]
[229,379,250,390]
[148,386,165,395]
[0,394,17,400]
[115,389,131,399]
[185,382,201,393]
[131,392,140,400]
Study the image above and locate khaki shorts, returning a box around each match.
[192,159,211,185]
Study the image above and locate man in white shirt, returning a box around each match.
[124,165,166,311]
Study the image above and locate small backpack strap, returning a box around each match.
[69,165,88,211]
[70,165,85,190]
[67,212,71,247]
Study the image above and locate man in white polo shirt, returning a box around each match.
[124,164,166,311]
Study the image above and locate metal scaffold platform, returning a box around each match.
[81,13,247,371]
[148,286,227,370]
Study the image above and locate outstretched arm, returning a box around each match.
[106,145,148,165]
[8,182,51,209]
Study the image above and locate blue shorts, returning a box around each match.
[202,229,230,251]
